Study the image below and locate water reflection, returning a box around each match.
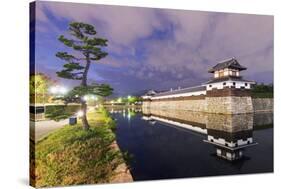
[106,106,273,179]
[142,108,261,161]
[109,107,272,161]
[205,114,257,161]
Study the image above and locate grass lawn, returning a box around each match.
[34,108,126,187]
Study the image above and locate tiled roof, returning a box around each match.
[204,76,255,84]
[153,85,206,97]
[208,58,247,73]
[144,90,157,96]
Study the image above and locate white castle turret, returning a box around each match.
[142,58,257,114]
[204,57,255,91]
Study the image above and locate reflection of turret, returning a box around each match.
[109,107,269,162]
[204,114,257,161]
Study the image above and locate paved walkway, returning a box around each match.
[30,119,68,142]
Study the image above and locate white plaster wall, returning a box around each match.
[206,81,253,91]
[151,90,206,100]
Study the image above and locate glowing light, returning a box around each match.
[76,110,84,117]
[127,95,131,99]
[117,98,122,103]
[91,95,97,100]
[127,112,131,120]
[50,86,58,94]
[50,86,68,95]
[83,96,89,101]
[59,87,67,94]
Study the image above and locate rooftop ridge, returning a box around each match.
[217,57,235,64]
[157,85,204,94]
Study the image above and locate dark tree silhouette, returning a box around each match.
[56,22,113,130]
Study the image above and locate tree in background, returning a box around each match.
[56,22,113,130]
[127,96,142,104]
[30,73,55,104]
[252,83,273,98]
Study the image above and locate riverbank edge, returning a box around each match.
[30,109,133,187]
[104,107,134,183]
[110,141,133,183]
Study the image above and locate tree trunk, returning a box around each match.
[81,53,91,130]
[81,101,90,130]
[82,55,91,86]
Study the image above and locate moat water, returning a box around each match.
[106,107,273,181]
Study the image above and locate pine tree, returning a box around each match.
[56,22,113,130]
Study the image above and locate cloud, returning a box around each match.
[37,1,164,46]
[35,1,274,95]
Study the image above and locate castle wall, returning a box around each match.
[205,96,253,114]
[143,98,206,112]
[143,90,273,114]
[252,98,273,112]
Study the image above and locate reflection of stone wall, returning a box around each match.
[254,112,273,126]
[142,108,206,125]
[253,98,273,112]
[142,108,256,133]
[206,114,253,132]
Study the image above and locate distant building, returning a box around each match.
[142,90,158,100]
[203,57,255,91]
[142,58,255,101]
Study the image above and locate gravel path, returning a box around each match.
[30,119,69,142]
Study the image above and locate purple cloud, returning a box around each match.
[34,1,273,95]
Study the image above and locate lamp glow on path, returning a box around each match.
[76,110,84,117]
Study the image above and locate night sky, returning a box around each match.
[34,1,273,96]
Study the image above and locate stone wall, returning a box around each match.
[142,96,273,114]
[143,99,206,112]
[252,98,273,112]
[205,96,253,114]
